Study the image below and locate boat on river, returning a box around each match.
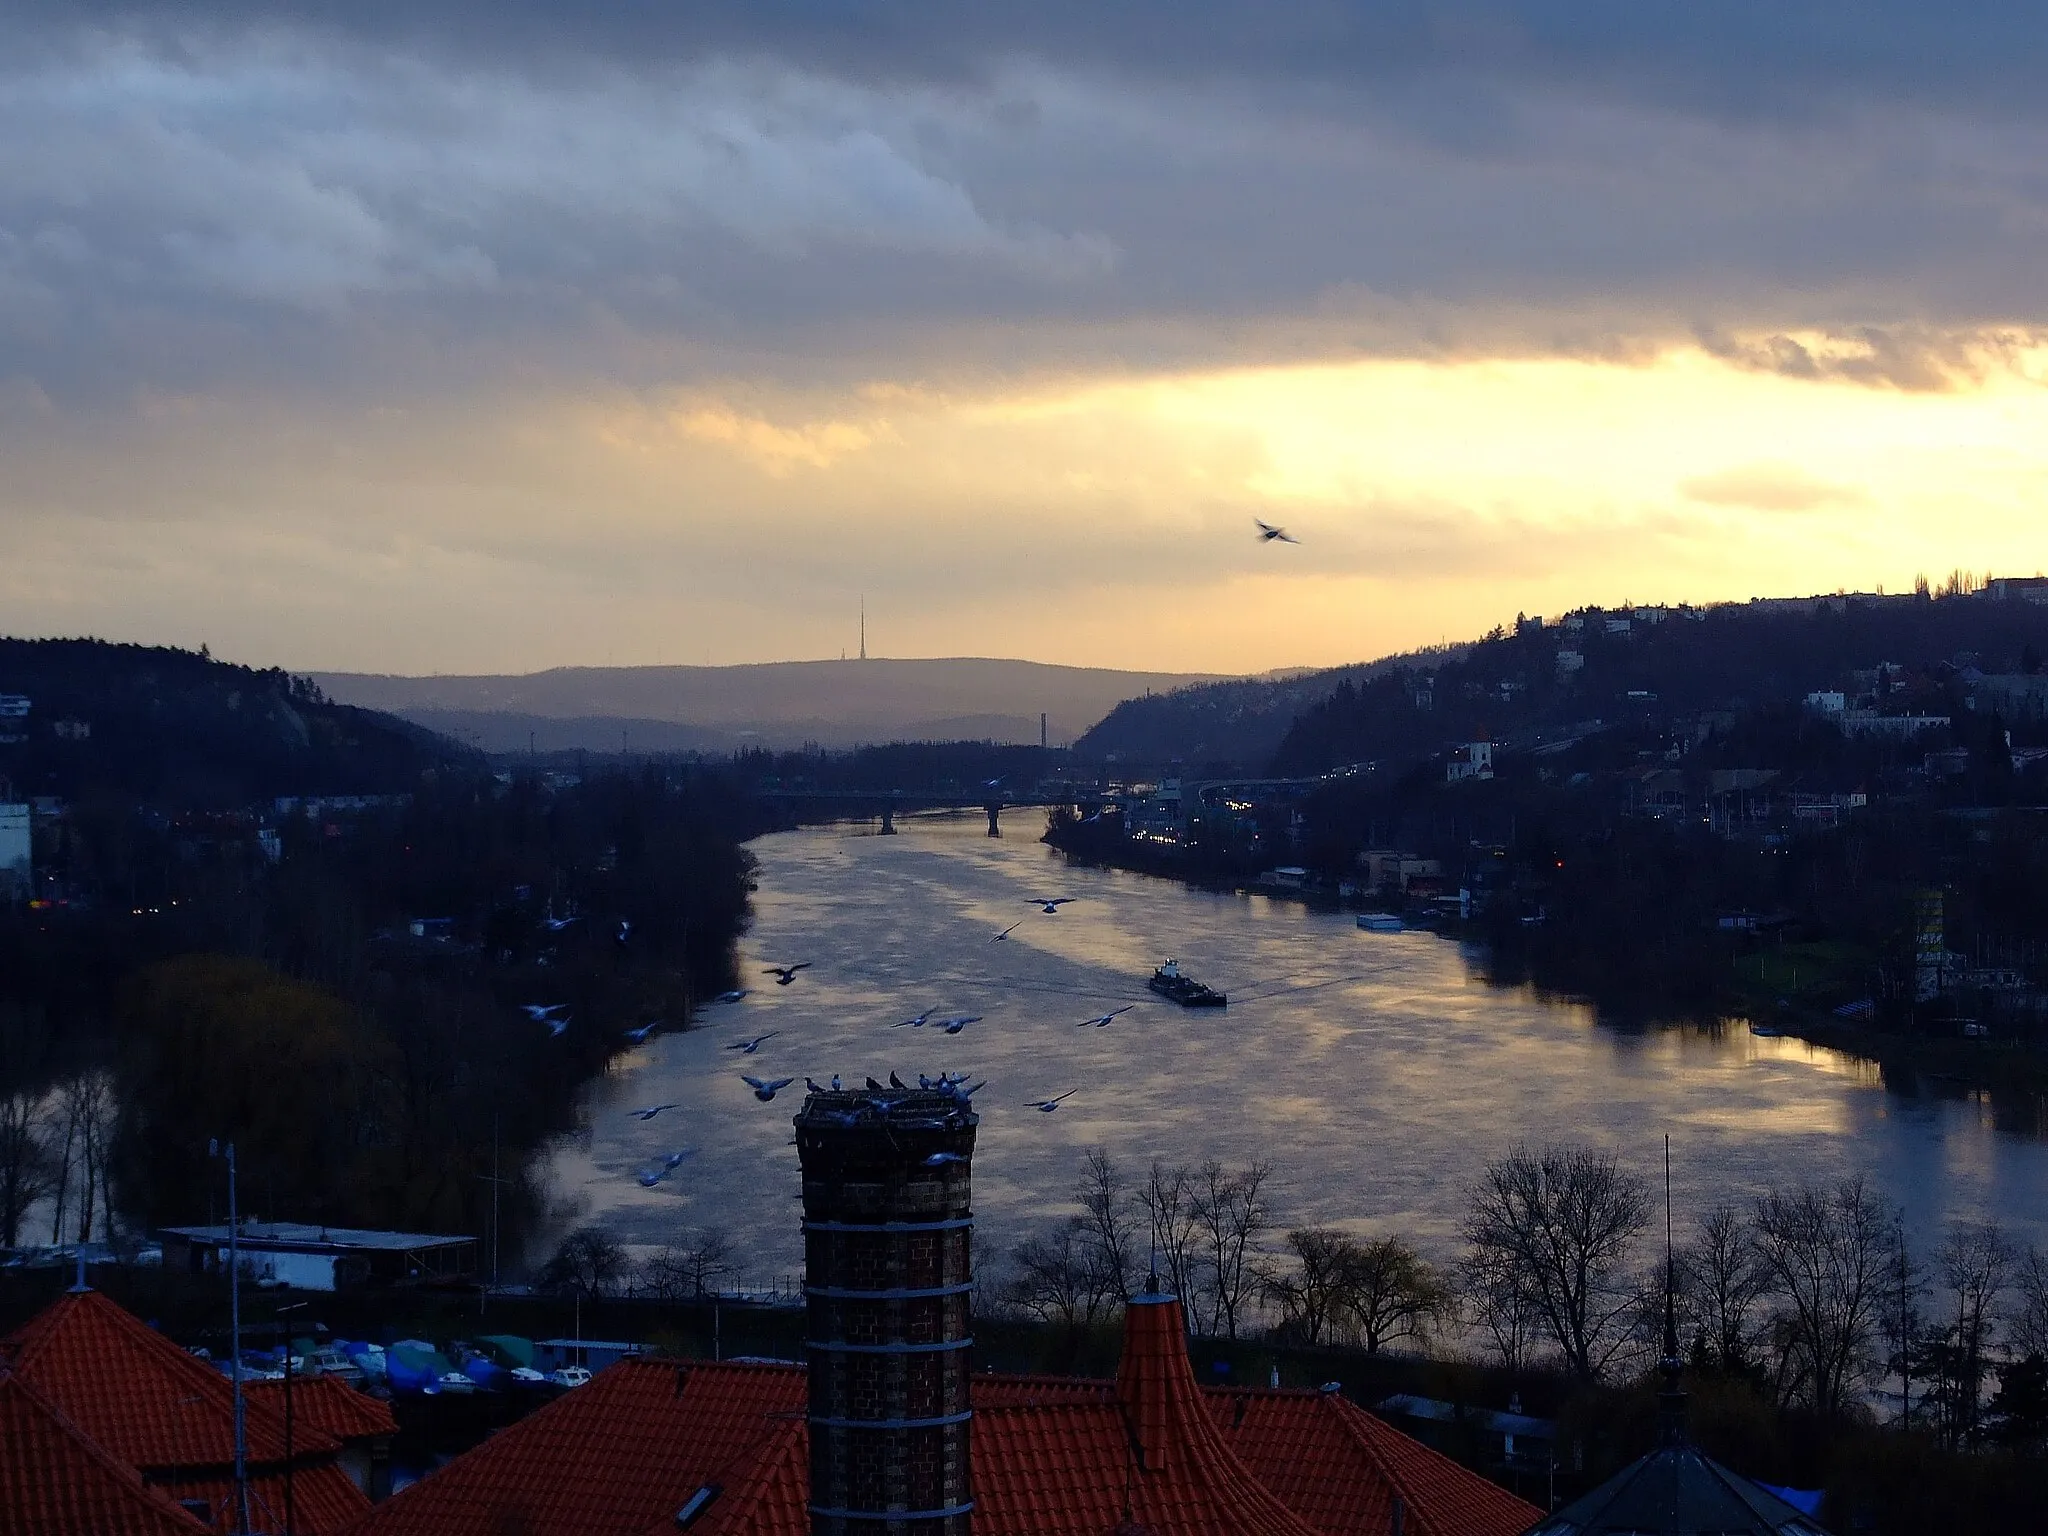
[1148,959,1226,1008]
[1357,913,1404,933]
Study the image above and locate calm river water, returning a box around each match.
[542,815,2048,1285]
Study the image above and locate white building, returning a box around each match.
[1445,742,1495,783]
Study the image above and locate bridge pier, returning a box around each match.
[878,802,896,835]
[985,802,1002,837]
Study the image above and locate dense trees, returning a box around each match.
[0,760,764,1257]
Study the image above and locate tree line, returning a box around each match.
[0,765,767,1257]
[994,1143,2048,1451]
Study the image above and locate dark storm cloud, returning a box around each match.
[6,3,2048,404]
[26,2,2048,117]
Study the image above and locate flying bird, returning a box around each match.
[762,964,812,986]
[727,1032,781,1054]
[742,1075,797,1102]
[630,1103,681,1122]
[663,1149,695,1170]
[1028,898,1074,914]
[937,1014,982,1035]
[894,1008,935,1029]
[1254,517,1298,544]
[635,1167,668,1188]
[991,923,1021,942]
[520,1003,569,1023]
[1080,1006,1135,1028]
[715,989,749,1004]
[1024,1090,1077,1113]
[923,1151,967,1167]
[622,1023,659,1045]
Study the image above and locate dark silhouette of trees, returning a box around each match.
[1462,1144,1650,1382]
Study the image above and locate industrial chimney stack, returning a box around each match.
[796,1087,977,1535]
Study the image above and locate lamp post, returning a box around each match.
[209,1139,249,1536]
[274,1300,308,1536]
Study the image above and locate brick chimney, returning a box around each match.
[796,1087,977,1536]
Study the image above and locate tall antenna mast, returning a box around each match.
[1658,1133,1687,1445]
[859,595,866,661]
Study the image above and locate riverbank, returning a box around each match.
[1044,830,2048,1108]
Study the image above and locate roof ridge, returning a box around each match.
[1325,1394,1542,1535]
[0,1368,214,1533]
[9,1289,342,1461]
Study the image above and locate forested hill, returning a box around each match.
[1270,594,2048,777]
[1074,651,1462,768]
[0,639,471,806]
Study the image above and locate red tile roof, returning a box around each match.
[1215,1389,1539,1536]
[0,1370,212,1536]
[2,1288,342,1471]
[160,1465,377,1536]
[244,1374,400,1442]
[1,1289,372,1535]
[349,1358,806,1536]
[354,1295,1540,1536]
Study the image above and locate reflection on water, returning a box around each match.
[541,815,2048,1282]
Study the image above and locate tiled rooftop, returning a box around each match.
[0,1370,212,1536]
[1,1288,371,1535]
[351,1296,1540,1536]
[244,1374,400,1442]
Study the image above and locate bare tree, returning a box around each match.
[1462,1144,1648,1381]
[1750,1179,1896,1417]
[1002,1226,1120,1327]
[1267,1228,1358,1347]
[1460,1246,1541,1374]
[538,1226,630,1297]
[1193,1159,1273,1340]
[0,1088,53,1250]
[1677,1205,1772,1376]
[46,1091,78,1245]
[2011,1246,2048,1361]
[1875,1220,1928,1428]
[47,1073,115,1246]
[1135,1161,1205,1329]
[642,1227,736,1300]
[1074,1149,1137,1306]
[1930,1222,2017,1446]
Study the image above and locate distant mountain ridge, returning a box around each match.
[312,658,1229,753]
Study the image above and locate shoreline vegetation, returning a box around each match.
[1040,816,2048,1106]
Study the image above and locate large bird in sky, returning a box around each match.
[1254,518,1298,544]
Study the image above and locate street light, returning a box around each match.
[208,1139,250,1536]
[274,1300,309,1536]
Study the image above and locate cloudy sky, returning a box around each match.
[6,4,2048,675]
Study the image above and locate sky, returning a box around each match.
[6,4,2048,676]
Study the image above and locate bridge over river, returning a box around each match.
[753,784,1108,836]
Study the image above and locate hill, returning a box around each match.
[0,639,469,806]
[1269,592,2048,778]
[1075,650,1464,767]
[311,658,1228,753]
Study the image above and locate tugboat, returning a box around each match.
[1148,959,1227,1008]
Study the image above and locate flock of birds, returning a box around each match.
[602,893,1150,1188]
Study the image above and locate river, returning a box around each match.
[542,814,2048,1287]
